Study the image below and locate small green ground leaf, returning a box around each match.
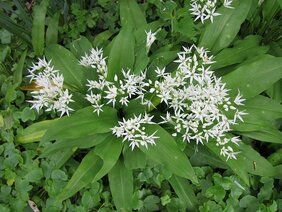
[32,0,49,56]
[199,0,252,54]
[41,106,117,142]
[141,125,197,183]
[223,55,282,99]
[109,159,133,211]
[107,27,135,81]
[169,175,198,210]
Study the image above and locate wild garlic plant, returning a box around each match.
[76,45,246,160]
[28,35,246,160]
[190,0,234,23]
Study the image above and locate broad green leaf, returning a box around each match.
[134,21,163,73]
[169,175,198,210]
[199,0,252,54]
[56,150,103,201]
[56,134,123,201]
[238,143,279,177]
[93,30,113,47]
[268,149,282,166]
[262,0,280,22]
[51,148,76,169]
[212,35,269,70]
[123,147,147,169]
[223,55,282,99]
[46,12,59,45]
[141,125,197,183]
[266,79,282,102]
[241,95,282,121]
[41,107,118,142]
[93,135,123,181]
[109,159,133,211]
[237,129,282,144]
[120,0,146,28]
[32,0,49,56]
[147,49,178,79]
[45,44,86,91]
[41,133,108,157]
[107,27,135,81]
[206,141,249,186]
[13,49,27,86]
[278,0,282,8]
[16,120,56,143]
[206,141,279,186]
[174,14,196,42]
[186,144,228,169]
[232,95,282,144]
[70,36,93,59]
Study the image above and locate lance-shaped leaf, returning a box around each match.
[223,55,282,99]
[123,147,147,169]
[169,175,198,210]
[199,0,252,54]
[93,135,123,181]
[212,35,269,70]
[109,159,133,211]
[45,44,87,91]
[16,119,56,143]
[13,49,27,86]
[240,95,282,121]
[46,12,59,45]
[70,36,93,59]
[206,140,280,186]
[41,106,118,142]
[107,27,135,81]
[56,134,123,201]
[32,0,49,56]
[120,0,146,28]
[41,133,108,157]
[141,125,197,183]
[56,151,103,202]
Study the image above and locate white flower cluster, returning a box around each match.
[80,49,157,148]
[154,45,246,160]
[145,29,160,52]
[80,45,246,159]
[27,58,73,117]
[112,114,158,150]
[190,0,234,23]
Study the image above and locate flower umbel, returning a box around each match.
[112,114,158,150]
[27,58,73,117]
[80,45,246,159]
[153,45,246,160]
[190,0,234,23]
